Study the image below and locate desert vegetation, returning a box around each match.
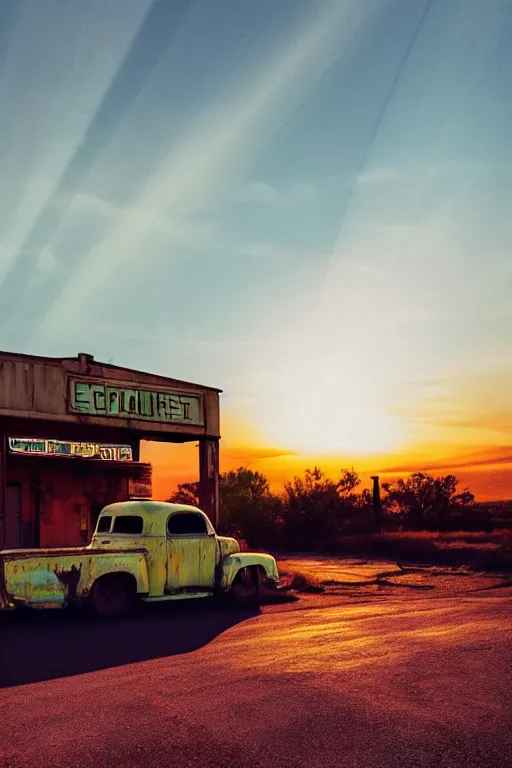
[169,467,512,570]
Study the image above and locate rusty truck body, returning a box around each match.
[0,501,280,616]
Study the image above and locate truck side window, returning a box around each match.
[167,513,207,536]
[112,516,144,534]
[96,516,112,533]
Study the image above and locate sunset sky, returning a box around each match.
[0,0,510,500]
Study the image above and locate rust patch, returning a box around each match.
[54,564,82,601]
[165,585,206,596]
[214,561,224,588]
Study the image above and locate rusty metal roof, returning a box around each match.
[0,349,222,393]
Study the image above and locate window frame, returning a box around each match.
[166,511,210,537]
[95,515,112,534]
[111,515,145,536]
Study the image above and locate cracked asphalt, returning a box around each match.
[277,555,512,597]
[1,558,511,768]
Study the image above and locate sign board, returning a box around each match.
[8,437,133,461]
[69,379,204,426]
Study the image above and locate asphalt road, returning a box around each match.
[1,571,511,768]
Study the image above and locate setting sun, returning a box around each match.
[252,379,406,456]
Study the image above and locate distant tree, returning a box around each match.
[336,467,361,499]
[280,467,366,548]
[170,468,280,547]
[168,467,482,546]
[334,469,377,534]
[168,481,199,507]
[358,488,374,508]
[218,467,280,547]
[220,467,271,507]
[381,473,475,531]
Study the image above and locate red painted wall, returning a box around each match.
[5,457,152,548]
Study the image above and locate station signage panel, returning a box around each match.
[8,437,133,461]
[69,379,204,426]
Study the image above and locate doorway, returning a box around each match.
[5,484,22,549]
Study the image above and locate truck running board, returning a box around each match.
[141,592,212,602]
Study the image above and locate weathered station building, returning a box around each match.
[0,351,221,549]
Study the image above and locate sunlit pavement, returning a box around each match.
[277,555,512,597]
[1,561,511,768]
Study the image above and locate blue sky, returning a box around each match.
[0,0,511,477]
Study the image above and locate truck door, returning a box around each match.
[165,512,217,593]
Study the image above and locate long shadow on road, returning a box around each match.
[0,600,260,689]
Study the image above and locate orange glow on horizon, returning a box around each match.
[141,437,512,503]
[134,359,510,504]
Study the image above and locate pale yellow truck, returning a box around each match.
[0,501,280,617]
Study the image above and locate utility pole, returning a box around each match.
[370,475,382,533]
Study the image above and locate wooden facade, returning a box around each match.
[0,351,221,549]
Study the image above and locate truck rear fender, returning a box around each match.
[86,556,150,597]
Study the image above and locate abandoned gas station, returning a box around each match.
[0,351,221,550]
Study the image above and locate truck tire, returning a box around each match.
[230,566,259,604]
[89,573,135,618]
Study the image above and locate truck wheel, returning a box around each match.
[90,574,135,618]
[230,567,259,604]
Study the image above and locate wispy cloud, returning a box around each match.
[222,446,297,462]
[407,413,512,436]
[36,247,57,274]
[377,445,512,475]
[0,0,153,281]
[30,0,382,346]
[393,368,512,439]
[234,240,323,264]
[357,167,401,185]
[341,258,386,277]
[354,160,492,188]
[228,179,320,208]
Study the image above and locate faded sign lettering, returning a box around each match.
[8,438,133,461]
[69,380,204,426]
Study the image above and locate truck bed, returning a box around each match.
[0,547,148,610]
[1,547,147,559]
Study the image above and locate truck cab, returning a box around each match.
[92,501,242,598]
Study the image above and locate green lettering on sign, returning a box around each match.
[8,438,133,461]
[69,380,204,426]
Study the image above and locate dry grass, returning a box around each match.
[326,530,512,571]
[277,566,325,593]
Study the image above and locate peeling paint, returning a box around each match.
[54,564,82,601]
[220,553,280,592]
[0,502,279,611]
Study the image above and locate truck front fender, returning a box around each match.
[218,552,279,592]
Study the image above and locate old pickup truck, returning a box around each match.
[0,500,280,617]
